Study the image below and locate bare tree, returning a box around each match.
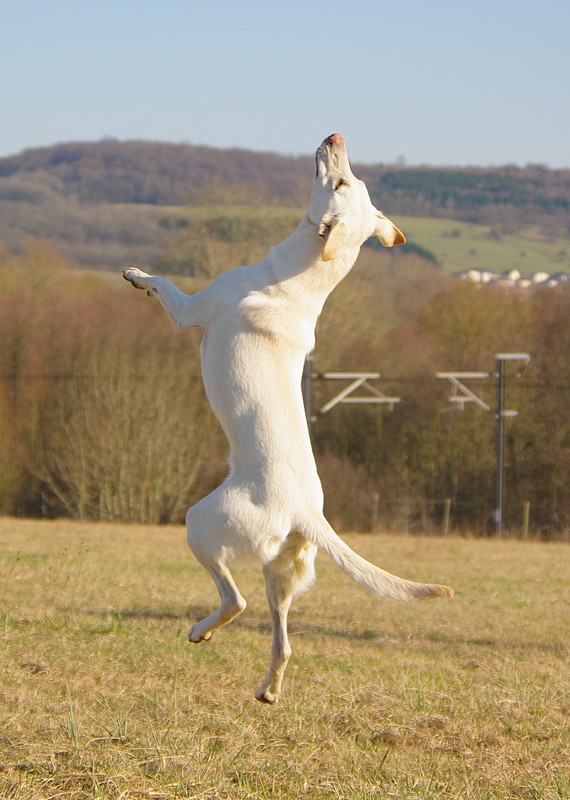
[36,322,216,523]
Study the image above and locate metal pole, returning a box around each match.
[439,355,528,536]
[494,353,529,537]
[495,356,506,536]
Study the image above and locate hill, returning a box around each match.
[363,163,570,231]
[0,139,568,270]
[0,139,313,206]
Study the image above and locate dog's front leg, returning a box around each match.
[122,267,204,330]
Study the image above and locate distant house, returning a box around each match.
[453,267,570,290]
[456,269,495,284]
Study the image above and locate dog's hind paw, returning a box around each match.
[187,624,213,643]
[255,676,282,704]
[255,687,280,704]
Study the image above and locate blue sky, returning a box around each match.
[1,0,569,167]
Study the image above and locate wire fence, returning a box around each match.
[1,372,568,539]
[368,494,569,541]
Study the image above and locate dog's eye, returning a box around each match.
[334,179,349,191]
[318,222,331,239]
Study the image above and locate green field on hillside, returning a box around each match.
[398,216,570,275]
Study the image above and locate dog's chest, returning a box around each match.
[235,291,316,352]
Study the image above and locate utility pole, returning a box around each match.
[302,358,402,441]
[437,353,529,536]
[494,353,530,536]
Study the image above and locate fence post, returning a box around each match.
[522,501,530,539]
[442,498,451,537]
[370,492,380,533]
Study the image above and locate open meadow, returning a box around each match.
[398,217,570,276]
[1,519,568,799]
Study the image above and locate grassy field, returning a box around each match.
[1,519,568,799]
[398,217,570,275]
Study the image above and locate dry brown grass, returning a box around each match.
[1,518,568,799]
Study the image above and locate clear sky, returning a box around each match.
[1,0,569,167]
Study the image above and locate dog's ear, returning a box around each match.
[320,219,348,261]
[374,211,406,247]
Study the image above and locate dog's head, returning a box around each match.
[308,134,406,261]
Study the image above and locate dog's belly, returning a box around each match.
[200,325,320,499]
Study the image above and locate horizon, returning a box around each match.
[1,135,567,172]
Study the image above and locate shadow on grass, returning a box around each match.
[74,607,565,655]
[235,617,566,655]
[79,605,212,622]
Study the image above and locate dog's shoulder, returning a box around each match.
[202,260,279,312]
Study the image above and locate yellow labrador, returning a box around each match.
[123,134,453,703]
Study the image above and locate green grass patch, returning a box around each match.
[398,216,570,275]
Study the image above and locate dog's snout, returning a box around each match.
[316,133,347,172]
[327,133,344,148]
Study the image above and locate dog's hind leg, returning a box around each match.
[256,535,316,704]
[188,561,247,643]
[255,563,294,704]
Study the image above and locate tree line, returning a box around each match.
[368,165,570,230]
[1,240,568,537]
[0,141,568,272]
[3,141,569,216]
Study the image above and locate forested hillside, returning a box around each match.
[0,140,312,206]
[2,140,569,217]
[0,139,569,270]
[366,164,570,230]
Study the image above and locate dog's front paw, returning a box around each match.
[122,266,151,291]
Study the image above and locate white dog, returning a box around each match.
[123,134,453,703]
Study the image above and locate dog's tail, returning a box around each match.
[302,514,454,601]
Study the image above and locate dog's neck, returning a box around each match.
[266,215,360,302]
